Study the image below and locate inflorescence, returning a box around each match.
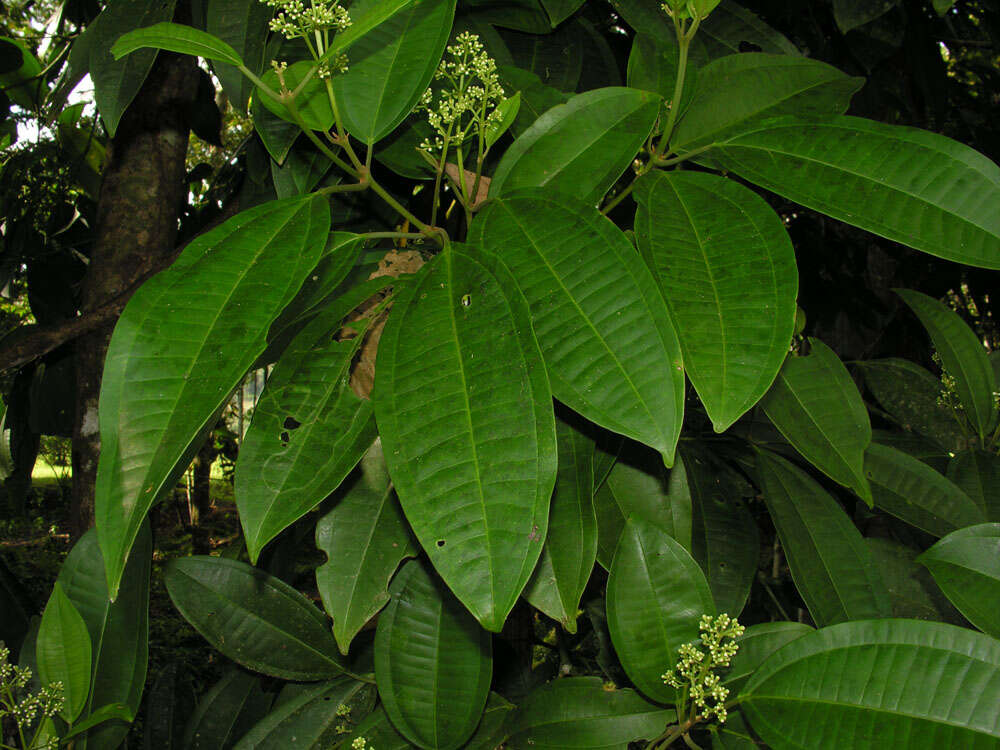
[662,614,745,724]
[1,645,65,749]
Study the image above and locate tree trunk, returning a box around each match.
[70,52,198,538]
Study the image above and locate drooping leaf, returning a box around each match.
[755,450,891,626]
[37,582,92,723]
[490,88,660,205]
[606,517,716,704]
[523,413,598,633]
[315,440,418,654]
[760,339,873,504]
[270,142,332,199]
[58,524,151,750]
[110,21,243,67]
[701,116,1000,269]
[722,622,812,696]
[918,523,1000,638]
[333,0,456,144]
[897,288,998,441]
[206,0,272,111]
[864,442,985,537]
[97,195,330,598]
[236,312,377,562]
[182,669,273,750]
[503,677,674,750]
[634,170,797,431]
[164,556,347,681]
[866,538,963,623]
[948,449,1000,521]
[832,0,899,33]
[740,619,1000,749]
[373,244,557,631]
[472,191,685,463]
[252,97,302,164]
[671,53,862,151]
[375,560,492,750]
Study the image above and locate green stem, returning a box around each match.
[368,178,434,236]
[361,231,430,242]
[600,179,640,215]
[316,182,369,195]
[324,77,364,172]
[658,14,700,155]
[680,733,703,750]
[654,143,717,167]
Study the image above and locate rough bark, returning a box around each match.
[70,52,198,538]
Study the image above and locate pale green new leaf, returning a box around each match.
[761,339,873,504]
[897,288,998,441]
[373,245,557,631]
[111,22,243,67]
[755,450,891,626]
[37,582,92,723]
[635,170,797,431]
[315,440,418,654]
[702,115,1000,269]
[919,523,1000,638]
[375,560,492,750]
[97,196,329,598]
[472,191,685,463]
[607,517,715,704]
[740,619,1000,748]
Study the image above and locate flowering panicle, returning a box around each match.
[1,645,66,749]
[265,0,351,40]
[662,614,744,724]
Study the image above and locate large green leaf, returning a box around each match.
[315,440,418,654]
[0,36,43,109]
[236,313,377,562]
[949,449,1000,521]
[722,622,812,696]
[489,87,660,204]
[499,20,583,92]
[897,288,998,441]
[163,556,347,681]
[499,65,571,138]
[864,442,985,537]
[503,677,674,750]
[375,560,492,750]
[257,61,335,132]
[206,0,271,111]
[699,1,799,57]
[233,678,369,749]
[334,0,456,144]
[110,22,243,68]
[740,619,1000,748]
[90,0,179,136]
[97,195,330,598]
[606,517,716,704]
[182,669,273,750]
[919,523,1000,638]
[37,582,92,723]
[634,170,797,431]
[373,244,557,631]
[755,450,891,626]
[701,115,1000,269]
[671,53,861,152]
[472,191,685,463]
[760,339,873,504]
[58,525,151,750]
[523,414,598,633]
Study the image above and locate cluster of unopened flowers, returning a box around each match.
[1,645,65,748]
[662,614,744,724]
[263,0,351,77]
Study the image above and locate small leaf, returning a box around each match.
[111,22,244,66]
[761,339,873,504]
[37,582,92,723]
[485,91,521,148]
[606,517,715,704]
[164,556,346,681]
[755,449,891,626]
[918,523,1000,638]
[375,560,492,750]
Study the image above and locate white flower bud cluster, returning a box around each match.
[1,645,66,745]
[264,0,351,40]
[352,737,373,750]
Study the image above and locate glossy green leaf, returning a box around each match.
[504,677,674,750]
[346,706,414,750]
[164,556,346,681]
[671,53,861,151]
[111,22,243,67]
[333,0,456,144]
[490,88,660,204]
[897,288,998,441]
[270,142,331,199]
[183,669,273,750]
[374,245,556,631]
[316,440,418,654]
[37,582,92,723]
[206,0,272,111]
[683,450,759,616]
[755,450,891,626]
[472,191,685,463]
[0,37,42,108]
[236,314,377,562]
[607,517,716,703]
[708,712,756,750]
[833,0,899,33]
[919,523,1000,638]
[252,96,301,164]
[499,65,571,138]
[635,170,797,431]
[740,619,1000,749]
[58,524,151,750]
[761,339,873,504]
[319,0,422,65]
[722,622,812,696]
[257,61,335,132]
[593,483,626,571]
[856,358,970,452]
[484,91,520,148]
[702,115,1000,269]
[866,538,963,623]
[523,414,598,633]
[626,32,706,110]
[500,20,582,91]
[864,442,985,537]
[233,678,369,749]
[949,449,1000,521]
[871,430,950,473]
[61,704,135,743]
[375,560,492,750]
[463,692,516,750]
[97,195,330,598]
